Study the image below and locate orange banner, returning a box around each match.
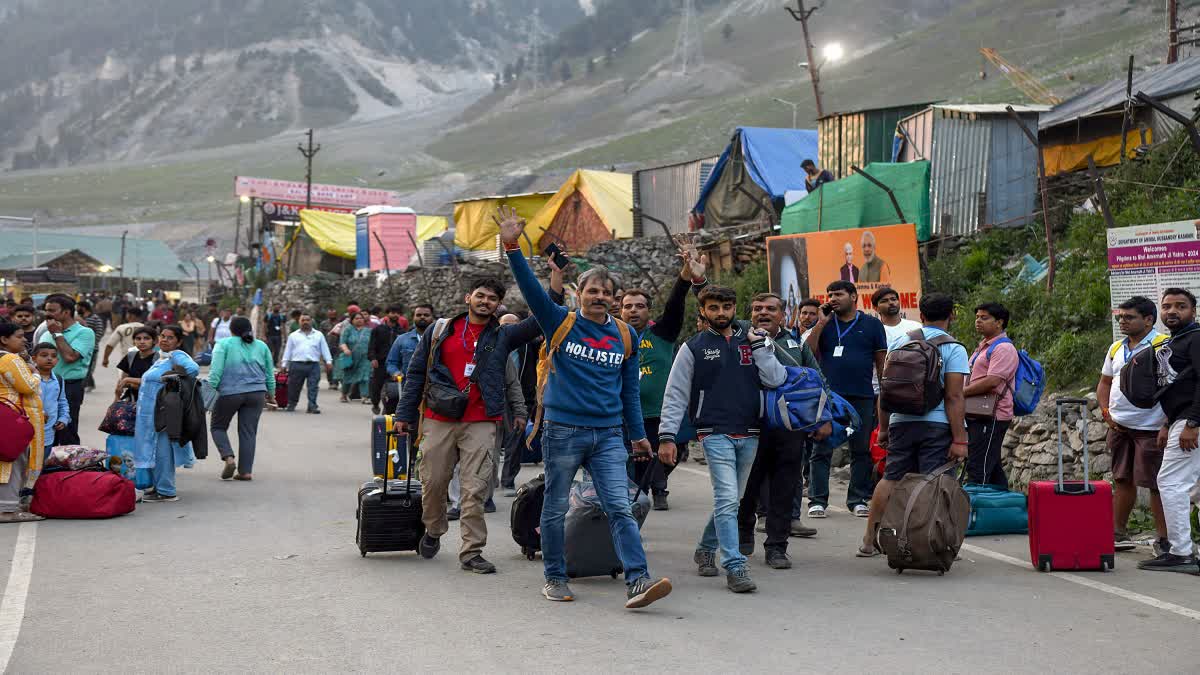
[767,223,923,327]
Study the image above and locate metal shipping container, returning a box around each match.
[633,156,720,237]
[819,102,934,178]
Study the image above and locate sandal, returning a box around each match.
[0,511,45,523]
[221,460,237,480]
[855,543,881,558]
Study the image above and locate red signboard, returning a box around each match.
[235,176,404,209]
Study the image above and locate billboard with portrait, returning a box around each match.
[766,223,922,328]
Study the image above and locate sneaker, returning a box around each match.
[418,534,440,559]
[1153,538,1172,557]
[460,555,497,574]
[484,499,497,514]
[726,567,757,593]
[446,507,461,521]
[142,492,178,503]
[221,460,236,481]
[1114,531,1137,552]
[755,517,767,533]
[765,548,792,569]
[694,549,718,577]
[789,519,818,538]
[853,504,870,518]
[543,580,575,602]
[284,405,295,412]
[307,407,321,415]
[1137,552,1200,573]
[652,494,669,511]
[625,576,672,609]
[808,505,826,519]
[371,404,381,415]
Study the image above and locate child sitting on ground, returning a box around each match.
[33,343,69,459]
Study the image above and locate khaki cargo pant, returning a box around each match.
[418,418,497,562]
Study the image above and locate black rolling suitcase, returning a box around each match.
[564,461,655,579]
[510,473,546,560]
[356,430,424,556]
[370,415,409,480]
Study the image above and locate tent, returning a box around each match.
[526,170,634,255]
[295,210,356,259]
[694,127,820,228]
[452,192,555,256]
[779,161,932,241]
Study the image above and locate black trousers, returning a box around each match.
[369,366,389,407]
[625,417,677,496]
[738,428,808,552]
[966,418,1011,489]
[500,420,526,488]
[267,336,282,364]
[59,378,85,446]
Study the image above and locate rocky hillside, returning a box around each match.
[0,0,586,168]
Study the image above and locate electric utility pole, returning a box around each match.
[1169,0,1180,64]
[785,0,824,119]
[298,128,321,208]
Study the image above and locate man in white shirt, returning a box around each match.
[871,287,921,395]
[102,307,146,367]
[1097,296,1169,553]
[211,308,234,343]
[281,313,334,414]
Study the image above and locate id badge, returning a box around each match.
[833,346,844,358]
[464,363,476,377]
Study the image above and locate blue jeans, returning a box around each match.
[697,434,759,572]
[150,433,177,497]
[540,422,649,585]
[808,395,876,508]
[287,362,321,410]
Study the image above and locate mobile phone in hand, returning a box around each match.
[544,243,570,270]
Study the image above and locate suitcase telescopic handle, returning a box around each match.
[384,428,416,499]
[1054,397,1091,491]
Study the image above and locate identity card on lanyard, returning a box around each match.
[833,312,860,358]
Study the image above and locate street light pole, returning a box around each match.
[772,98,800,128]
[785,0,824,119]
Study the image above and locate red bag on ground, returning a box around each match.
[274,371,289,409]
[31,470,136,519]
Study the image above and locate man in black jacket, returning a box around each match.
[395,280,539,575]
[1139,288,1200,573]
[367,305,406,415]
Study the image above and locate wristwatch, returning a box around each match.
[52,333,64,339]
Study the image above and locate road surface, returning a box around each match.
[2,357,1198,673]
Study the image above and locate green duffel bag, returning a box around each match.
[963,483,1028,536]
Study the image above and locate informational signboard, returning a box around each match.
[766,223,922,329]
[235,176,404,209]
[260,200,355,220]
[1107,220,1200,336]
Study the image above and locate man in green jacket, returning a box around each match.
[619,249,708,511]
[737,292,831,569]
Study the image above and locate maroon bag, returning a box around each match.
[0,398,35,462]
[98,392,138,436]
[274,370,289,409]
[31,469,136,519]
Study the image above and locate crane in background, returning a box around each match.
[979,48,1063,105]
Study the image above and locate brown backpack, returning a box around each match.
[876,461,970,574]
[880,329,960,416]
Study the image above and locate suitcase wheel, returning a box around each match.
[1037,555,1052,573]
[1101,555,1115,572]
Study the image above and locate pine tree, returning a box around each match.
[722,23,734,42]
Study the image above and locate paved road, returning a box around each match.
[2,359,1199,673]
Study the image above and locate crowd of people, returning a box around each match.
[3,214,1199,604]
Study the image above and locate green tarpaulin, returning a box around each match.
[780,161,931,241]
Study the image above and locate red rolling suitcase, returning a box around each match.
[1027,397,1115,572]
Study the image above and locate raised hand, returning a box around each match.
[492,204,527,246]
[674,235,708,281]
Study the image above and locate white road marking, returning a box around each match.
[674,470,1200,622]
[961,543,1200,622]
[0,522,37,673]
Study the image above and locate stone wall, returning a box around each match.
[1002,393,1110,489]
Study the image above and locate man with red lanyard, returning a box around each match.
[962,302,1019,488]
[394,278,521,575]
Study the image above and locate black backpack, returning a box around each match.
[510,473,546,560]
[1120,328,1199,409]
[880,330,961,416]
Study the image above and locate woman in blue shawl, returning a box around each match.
[134,324,199,503]
[336,312,371,403]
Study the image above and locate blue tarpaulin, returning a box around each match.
[694,127,820,214]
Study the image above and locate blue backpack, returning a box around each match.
[976,337,1044,416]
[765,367,861,438]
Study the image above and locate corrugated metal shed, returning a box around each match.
[1040,56,1200,130]
[818,102,936,178]
[633,156,719,237]
[896,105,1043,236]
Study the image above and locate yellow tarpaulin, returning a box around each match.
[452,193,553,256]
[1044,128,1151,176]
[416,215,448,243]
[527,170,634,249]
[297,210,356,260]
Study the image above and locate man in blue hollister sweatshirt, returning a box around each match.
[497,206,672,610]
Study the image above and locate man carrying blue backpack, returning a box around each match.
[962,303,1020,489]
